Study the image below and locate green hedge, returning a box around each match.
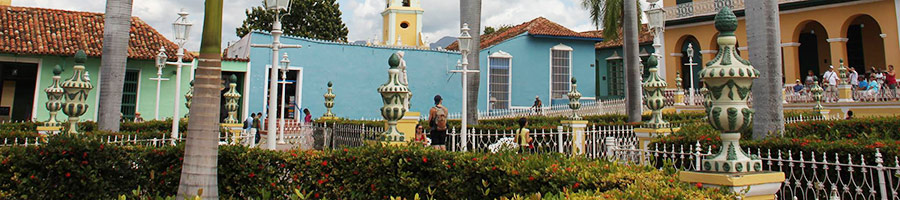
[785,116,900,140]
[0,135,733,199]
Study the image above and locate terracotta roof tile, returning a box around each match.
[592,25,655,49]
[447,17,603,51]
[0,6,193,61]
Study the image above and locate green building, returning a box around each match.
[0,6,250,122]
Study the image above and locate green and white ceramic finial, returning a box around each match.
[698,8,762,173]
[642,55,668,128]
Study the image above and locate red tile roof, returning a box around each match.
[447,17,604,51]
[0,6,193,61]
[591,25,655,49]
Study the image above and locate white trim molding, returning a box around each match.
[826,38,849,43]
[487,50,513,110]
[700,50,718,54]
[737,46,748,51]
[670,53,684,57]
[781,42,801,47]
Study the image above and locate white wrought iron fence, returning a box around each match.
[449,98,626,120]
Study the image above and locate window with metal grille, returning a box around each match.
[551,48,571,99]
[120,69,139,120]
[489,54,511,110]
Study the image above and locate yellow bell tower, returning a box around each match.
[382,0,424,47]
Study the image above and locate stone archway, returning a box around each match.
[844,14,885,74]
[793,20,830,82]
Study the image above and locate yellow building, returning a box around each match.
[382,0,426,48]
[662,0,900,89]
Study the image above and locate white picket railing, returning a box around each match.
[448,98,627,120]
[663,0,806,21]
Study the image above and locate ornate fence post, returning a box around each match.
[323,81,336,119]
[837,59,854,102]
[60,50,93,134]
[674,72,686,105]
[876,148,889,200]
[38,65,65,135]
[376,53,409,145]
[635,55,680,151]
[678,8,785,200]
[221,75,243,143]
[810,81,829,116]
[562,78,588,155]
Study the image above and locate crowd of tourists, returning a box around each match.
[789,65,898,101]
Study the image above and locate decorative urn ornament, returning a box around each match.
[838,59,849,84]
[675,72,683,92]
[642,55,668,128]
[185,80,194,110]
[223,75,241,124]
[810,81,824,111]
[377,53,410,142]
[323,81,336,118]
[697,8,762,173]
[44,65,65,126]
[567,77,582,120]
[60,50,93,134]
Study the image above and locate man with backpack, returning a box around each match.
[429,95,449,150]
[243,113,255,146]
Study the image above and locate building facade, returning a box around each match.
[662,0,900,88]
[0,6,250,122]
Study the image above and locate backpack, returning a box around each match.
[243,118,251,129]
[431,106,448,131]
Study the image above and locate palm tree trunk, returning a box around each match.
[746,0,784,139]
[177,0,222,199]
[461,0,481,124]
[96,0,133,131]
[623,0,641,122]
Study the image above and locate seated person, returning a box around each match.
[792,79,804,93]
[858,77,868,91]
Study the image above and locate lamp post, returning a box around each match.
[278,53,290,144]
[250,0,302,150]
[450,23,478,152]
[166,8,193,145]
[153,47,170,120]
[645,0,666,78]
[686,43,698,105]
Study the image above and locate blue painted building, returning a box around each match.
[591,26,657,100]
[227,17,615,119]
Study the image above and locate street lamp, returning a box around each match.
[251,0,302,150]
[686,43,698,105]
[167,8,193,145]
[278,53,290,144]
[152,47,170,121]
[450,23,478,152]
[645,0,666,77]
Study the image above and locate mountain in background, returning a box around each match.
[430,36,457,50]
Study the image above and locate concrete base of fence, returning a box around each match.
[562,120,588,155]
[397,112,420,144]
[674,91,685,106]
[634,127,679,150]
[679,171,785,200]
[320,116,338,120]
[36,126,61,135]
[838,85,854,102]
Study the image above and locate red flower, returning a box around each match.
[321,161,328,166]
[29,175,35,179]
[492,166,497,170]
[668,179,674,183]
[574,182,580,188]
[65,172,71,177]
[318,179,325,185]
[512,170,519,175]
[248,173,256,178]
[695,182,703,188]
[422,157,428,163]
[99,144,104,150]
[82,152,87,158]
[315,193,320,198]
[472,157,478,161]
[528,176,535,181]
[279,164,286,168]
[61,151,67,155]
[343,148,348,152]
[291,153,298,157]
[270,182,276,187]
[81,161,88,165]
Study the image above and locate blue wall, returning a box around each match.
[247,32,461,119]
[246,31,603,119]
[477,33,600,108]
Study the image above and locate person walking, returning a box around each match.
[515,117,532,153]
[303,109,312,124]
[823,66,840,102]
[886,65,897,99]
[243,113,255,145]
[849,67,859,89]
[532,96,542,115]
[428,95,448,150]
[252,112,262,147]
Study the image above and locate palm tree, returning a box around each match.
[746,0,784,139]
[582,0,642,122]
[580,0,641,41]
[177,0,223,199]
[461,0,481,124]
[97,0,134,131]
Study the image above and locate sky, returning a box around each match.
[13,0,650,51]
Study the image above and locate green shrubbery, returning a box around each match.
[0,134,732,199]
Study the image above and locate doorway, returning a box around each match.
[0,62,38,121]
[220,72,244,123]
